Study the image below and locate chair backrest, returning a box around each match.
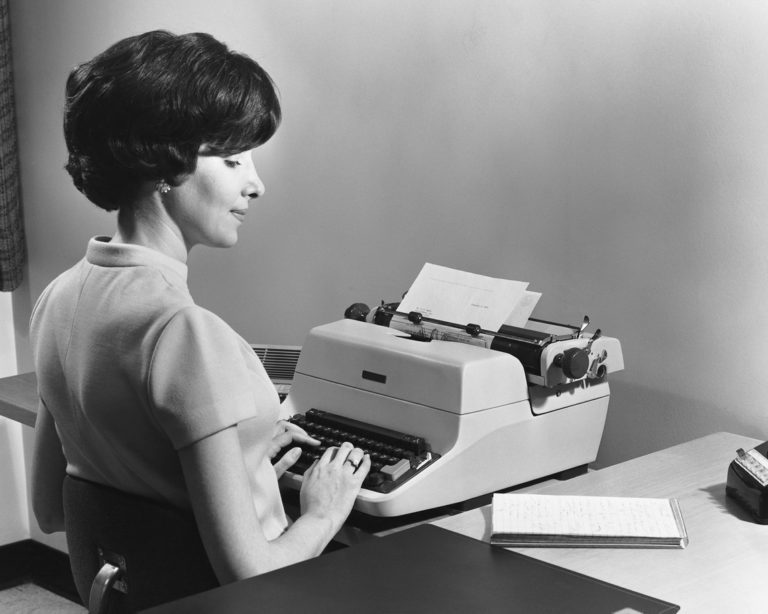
[63,475,219,613]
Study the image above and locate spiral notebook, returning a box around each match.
[491,493,689,548]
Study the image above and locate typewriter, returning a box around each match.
[277,304,624,517]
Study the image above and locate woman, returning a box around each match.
[30,30,370,585]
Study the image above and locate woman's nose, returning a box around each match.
[245,153,266,199]
[246,173,265,199]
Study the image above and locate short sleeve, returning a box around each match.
[147,306,260,449]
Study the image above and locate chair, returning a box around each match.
[63,475,219,613]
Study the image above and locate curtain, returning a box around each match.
[0,0,26,291]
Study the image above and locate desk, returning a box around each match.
[0,371,37,427]
[5,369,762,612]
[433,431,767,613]
[144,432,764,613]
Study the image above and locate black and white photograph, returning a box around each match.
[0,1,766,612]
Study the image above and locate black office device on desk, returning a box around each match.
[141,524,679,614]
[726,440,768,523]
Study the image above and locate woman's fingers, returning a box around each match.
[299,442,370,485]
[277,420,321,446]
[347,452,370,477]
[343,448,366,471]
[330,442,354,466]
[315,442,368,472]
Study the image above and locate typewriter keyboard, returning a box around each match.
[274,408,439,493]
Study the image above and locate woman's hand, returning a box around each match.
[269,419,320,479]
[299,442,371,528]
[182,429,370,580]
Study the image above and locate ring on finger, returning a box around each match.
[345,458,360,470]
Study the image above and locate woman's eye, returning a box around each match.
[224,159,242,168]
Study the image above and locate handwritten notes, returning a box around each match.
[491,493,688,548]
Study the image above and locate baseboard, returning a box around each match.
[0,539,81,604]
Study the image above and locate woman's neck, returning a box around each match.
[113,193,189,263]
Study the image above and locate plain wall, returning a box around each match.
[8,0,768,471]
[0,293,28,546]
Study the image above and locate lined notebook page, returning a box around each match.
[492,494,682,538]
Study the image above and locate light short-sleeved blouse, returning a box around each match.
[30,237,288,539]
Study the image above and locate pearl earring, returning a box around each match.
[156,180,171,195]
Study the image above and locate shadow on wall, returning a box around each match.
[595,378,758,468]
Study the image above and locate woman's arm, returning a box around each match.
[179,426,368,584]
[31,401,67,533]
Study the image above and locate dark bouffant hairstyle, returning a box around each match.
[64,30,281,211]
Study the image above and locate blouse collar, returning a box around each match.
[85,236,188,284]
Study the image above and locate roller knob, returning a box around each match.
[344,303,370,321]
[554,347,589,380]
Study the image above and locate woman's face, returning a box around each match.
[164,148,265,250]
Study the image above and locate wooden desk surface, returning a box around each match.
[0,371,37,427]
[432,431,767,613]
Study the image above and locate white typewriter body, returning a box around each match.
[281,318,623,517]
